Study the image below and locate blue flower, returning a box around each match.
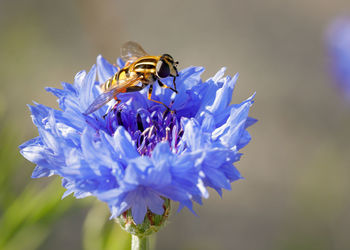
[20,55,256,225]
[326,16,350,100]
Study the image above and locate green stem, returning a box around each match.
[131,235,149,250]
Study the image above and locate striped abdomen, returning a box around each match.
[101,56,159,91]
[102,67,131,91]
[131,57,159,74]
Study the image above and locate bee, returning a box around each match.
[84,41,179,115]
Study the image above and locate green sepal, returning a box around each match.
[116,198,170,238]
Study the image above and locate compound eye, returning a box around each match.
[156,60,170,78]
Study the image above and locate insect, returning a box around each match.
[83,41,179,115]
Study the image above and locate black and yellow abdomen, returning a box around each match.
[101,56,161,91]
[131,57,159,74]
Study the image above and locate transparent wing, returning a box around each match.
[83,75,142,115]
[120,41,148,63]
[83,89,116,115]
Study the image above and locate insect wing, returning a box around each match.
[83,75,141,115]
[83,89,116,115]
[121,41,148,63]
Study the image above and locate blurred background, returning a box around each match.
[1,0,350,249]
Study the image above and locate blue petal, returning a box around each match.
[172,67,204,112]
[178,66,204,90]
[110,202,129,219]
[97,188,125,203]
[211,67,226,83]
[181,118,210,151]
[79,65,97,111]
[73,70,86,89]
[194,82,220,117]
[81,127,98,161]
[38,127,59,153]
[106,126,139,160]
[212,94,254,148]
[20,143,50,167]
[76,178,99,191]
[203,166,231,191]
[237,130,252,150]
[145,190,164,215]
[45,87,66,99]
[202,148,232,169]
[160,185,192,205]
[176,200,198,215]
[116,57,125,69]
[245,117,258,129]
[124,157,152,185]
[61,81,77,95]
[28,104,48,128]
[31,165,54,178]
[149,142,172,183]
[74,191,92,199]
[221,163,243,182]
[19,137,42,150]
[206,73,238,114]
[199,111,216,132]
[129,192,147,224]
[97,55,118,83]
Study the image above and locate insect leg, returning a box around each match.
[148,84,171,110]
[113,96,121,105]
[102,97,121,119]
[172,76,177,92]
[157,79,178,94]
[111,99,121,111]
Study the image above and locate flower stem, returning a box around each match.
[131,235,149,250]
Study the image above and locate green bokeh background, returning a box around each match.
[1,0,350,249]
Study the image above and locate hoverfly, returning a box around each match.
[84,41,179,115]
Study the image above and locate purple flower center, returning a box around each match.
[104,105,183,156]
